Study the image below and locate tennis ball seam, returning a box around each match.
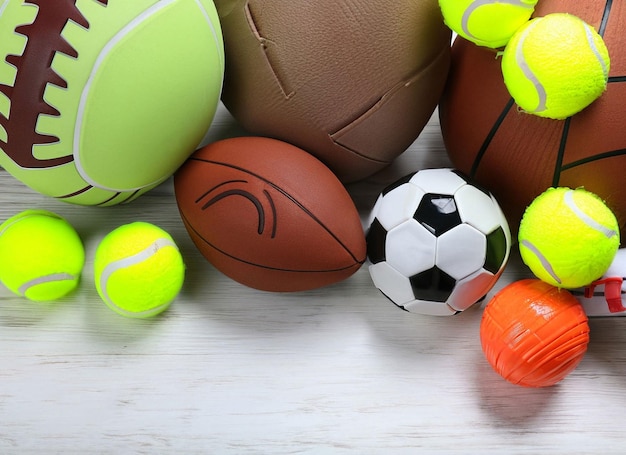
[520,239,561,284]
[514,19,546,113]
[582,21,610,80]
[564,190,618,238]
[18,272,78,297]
[0,209,62,236]
[461,0,535,44]
[98,237,179,317]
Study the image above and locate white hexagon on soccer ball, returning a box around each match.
[447,269,498,312]
[404,298,459,316]
[455,184,507,234]
[436,224,487,280]
[374,182,425,231]
[409,168,467,195]
[385,219,437,277]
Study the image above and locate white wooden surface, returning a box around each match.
[1,104,626,454]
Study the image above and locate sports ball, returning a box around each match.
[0,0,224,205]
[212,0,451,182]
[518,187,619,289]
[439,0,537,48]
[366,168,511,316]
[480,279,590,388]
[439,0,626,233]
[0,209,84,301]
[174,136,366,292]
[94,222,184,318]
[573,248,626,316]
[501,13,610,120]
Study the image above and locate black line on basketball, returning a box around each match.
[470,97,516,178]
[608,76,626,83]
[561,148,626,170]
[599,0,613,36]
[552,117,572,186]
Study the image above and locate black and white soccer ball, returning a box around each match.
[366,168,512,316]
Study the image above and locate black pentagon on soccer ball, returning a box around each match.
[413,193,461,236]
[366,218,387,264]
[409,266,456,303]
[484,226,508,274]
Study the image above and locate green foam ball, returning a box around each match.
[0,1,224,205]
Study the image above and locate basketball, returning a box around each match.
[0,1,223,205]
[439,0,626,232]
[212,0,451,183]
[173,137,366,292]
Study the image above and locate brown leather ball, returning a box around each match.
[213,0,451,182]
[174,137,366,292]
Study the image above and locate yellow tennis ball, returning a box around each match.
[518,187,620,289]
[0,209,85,301]
[94,222,184,318]
[501,13,610,120]
[438,0,538,49]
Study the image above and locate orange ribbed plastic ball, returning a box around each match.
[480,279,590,387]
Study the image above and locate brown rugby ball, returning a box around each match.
[174,137,366,292]
[212,0,451,182]
[439,0,626,234]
